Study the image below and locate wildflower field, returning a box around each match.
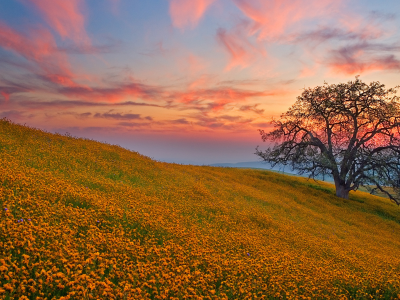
[1,118,400,300]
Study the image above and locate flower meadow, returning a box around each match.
[1,119,400,300]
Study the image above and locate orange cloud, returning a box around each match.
[239,104,264,115]
[23,0,89,45]
[169,0,215,29]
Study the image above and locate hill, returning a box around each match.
[209,162,335,182]
[209,161,273,169]
[1,118,400,299]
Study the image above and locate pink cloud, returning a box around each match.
[216,26,265,70]
[299,65,318,78]
[338,14,387,41]
[0,22,76,86]
[169,0,215,29]
[22,0,89,45]
[177,54,207,76]
[329,55,400,75]
[188,75,214,89]
[35,76,273,114]
[0,22,54,61]
[0,27,98,92]
[186,54,207,74]
[44,74,77,87]
[1,91,9,101]
[172,86,271,112]
[232,0,343,41]
[327,43,400,75]
[57,81,165,104]
[49,80,287,115]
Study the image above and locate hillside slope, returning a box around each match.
[1,118,400,299]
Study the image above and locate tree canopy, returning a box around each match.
[256,78,400,204]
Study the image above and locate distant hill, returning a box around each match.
[209,160,292,171]
[210,160,272,169]
[209,161,334,181]
[1,118,400,299]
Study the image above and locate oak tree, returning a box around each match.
[256,78,400,204]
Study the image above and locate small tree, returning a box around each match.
[255,78,400,204]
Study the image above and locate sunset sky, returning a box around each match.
[1,0,400,164]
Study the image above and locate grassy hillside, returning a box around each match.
[1,118,400,300]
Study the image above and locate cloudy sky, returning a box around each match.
[1,0,399,163]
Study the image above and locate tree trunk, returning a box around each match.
[334,180,350,199]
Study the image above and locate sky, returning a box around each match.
[0,0,400,164]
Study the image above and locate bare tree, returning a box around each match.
[255,78,400,204]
